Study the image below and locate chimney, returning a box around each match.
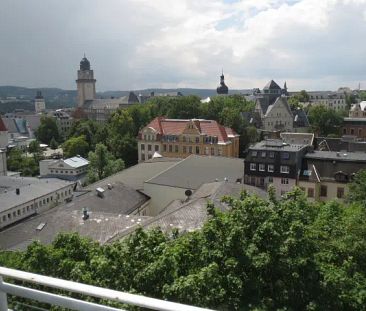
[82,208,89,220]
[16,188,20,195]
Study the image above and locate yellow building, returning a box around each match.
[138,117,239,162]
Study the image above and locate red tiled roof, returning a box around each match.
[0,117,7,132]
[142,117,236,143]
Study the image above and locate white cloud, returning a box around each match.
[0,0,365,91]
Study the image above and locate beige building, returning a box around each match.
[40,156,89,181]
[138,117,239,162]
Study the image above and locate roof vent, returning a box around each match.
[16,188,20,195]
[82,207,89,220]
[224,177,228,182]
[107,184,113,190]
[96,187,105,198]
[336,152,340,157]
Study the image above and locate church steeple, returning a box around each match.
[217,70,229,95]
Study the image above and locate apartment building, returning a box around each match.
[244,139,310,197]
[137,117,239,162]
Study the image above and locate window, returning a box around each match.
[337,187,344,199]
[175,145,179,153]
[196,146,200,154]
[189,146,193,154]
[259,164,265,171]
[211,147,215,155]
[281,178,289,184]
[163,144,167,152]
[141,144,145,150]
[308,188,314,198]
[268,164,274,172]
[148,144,152,151]
[268,176,273,183]
[183,136,186,142]
[280,166,290,174]
[261,151,266,158]
[259,178,265,186]
[320,185,327,197]
[183,146,187,153]
[282,152,290,160]
[252,151,257,157]
[195,137,199,143]
[250,163,256,171]
[155,145,159,151]
[351,128,355,135]
[169,145,173,152]
[269,152,275,158]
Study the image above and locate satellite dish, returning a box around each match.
[185,189,192,197]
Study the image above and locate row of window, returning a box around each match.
[144,134,219,144]
[249,163,290,174]
[0,188,72,225]
[251,150,290,159]
[343,128,363,136]
[300,186,344,199]
[141,144,159,152]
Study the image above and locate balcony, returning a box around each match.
[0,267,213,311]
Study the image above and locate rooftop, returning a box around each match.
[305,150,366,162]
[250,139,308,152]
[145,155,244,190]
[64,156,89,168]
[143,117,238,143]
[0,177,73,212]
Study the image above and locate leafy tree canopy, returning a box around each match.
[35,116,60,145]
[62,135,90,158]
[308,105,344,136]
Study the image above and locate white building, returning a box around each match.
[0,176,74,229]
[39,156,89,181]
[300,91,347,111]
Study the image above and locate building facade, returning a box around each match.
[39,156,89,181]
[0,177,74,229]
[138,118,239,162]
[342,102,366,139]
[47,110,74,138]
[244,139,310,197]
[299,91,347,111]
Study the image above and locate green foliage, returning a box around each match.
[7,148,39,176]
[35,116,60,144]
[49,137,58,150]
[308,105,343,136]
[28,140,41,154]
[87,143,125,183]
[347,169,366,205]
[2,189,366,310]
[62,135,90,158]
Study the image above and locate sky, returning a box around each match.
[1,0,366,91]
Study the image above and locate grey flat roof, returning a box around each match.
[305,151,366,162]
[64,156,89,168]
[0,177,73,212]
[85,158,180,191]
[250,140,308,152]
[145,155,244,190]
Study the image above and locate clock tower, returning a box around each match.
[76,55,96,107]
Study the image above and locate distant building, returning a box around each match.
[46,110,74,138]
[74,55,140,122]
[39,156,89,181]
[34,91,46,113]
[299,91,347,111]
[138,117,239,162]
[216,71,229,95]
[342,101,366,138]
[0,176,74,229]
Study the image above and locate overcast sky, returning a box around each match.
[1,0,366,91]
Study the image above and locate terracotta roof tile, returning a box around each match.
[142,117,235,143]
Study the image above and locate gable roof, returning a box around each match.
[263,80,282,90]
[142,118,237,143]
[265,96,293,117]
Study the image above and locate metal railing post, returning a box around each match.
[0,277,8,311]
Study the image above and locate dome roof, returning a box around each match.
[217,83,228,94]
[80,56,90,71]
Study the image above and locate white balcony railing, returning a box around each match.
[0,267,214,311]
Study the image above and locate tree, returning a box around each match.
[7,148,39,176]
[49,137,58,150]
[308,105,343,136]
[87,143,125,183]
[28,140,41,154]
[347,169,366,205]
[35,116,60,145]
[62,135,90,158]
